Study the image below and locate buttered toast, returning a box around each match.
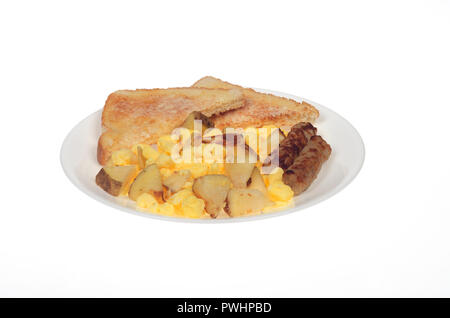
[192,76,319,129]
[98,87,244,164]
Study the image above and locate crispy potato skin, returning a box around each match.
[95,168,122,196]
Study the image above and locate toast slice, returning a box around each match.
[192,76,319,129]
[98,87,244,164]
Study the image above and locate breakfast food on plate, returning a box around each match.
[247,167,268,196]
[96,165,138,196]
[282,135,332,195]
[192,76,319,129]
[98,87,245,165]
[192,175,232,218]
[95,78,332,219]
[181,111,215,133]
[163,170,191,193]
[225,188,272,217]
[128,164,163,201]
[264,122,317,170]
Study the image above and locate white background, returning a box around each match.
[0,0,449,297]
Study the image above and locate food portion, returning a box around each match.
[226,188,271,217]
[247,167,268,196]
[181,111,215,133]
[128,164,163,201]
[282,135,332,195]
[96,165,138,196]
[192,76,319,129]
[95,77,331,219]
[98,87,245,165]
[264,122,317,170]
[192,175,232,218]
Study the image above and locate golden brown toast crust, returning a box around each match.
[192,76,319,129]
[98,87,244,164]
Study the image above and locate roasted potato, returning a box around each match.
[224,141,257,188]
[225,188,271,217]
[181,111,214,133]
[128,164,163,201]
[96,165,137,196]
[192,175,232,218]
[163,170,191,192]
[225,161,255,188]
[247,167,268,195]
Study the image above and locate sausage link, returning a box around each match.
[264,122,317,170]
[282,135,331,195]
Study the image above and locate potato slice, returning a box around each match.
[225,188,271,217]
[96,165,137,196]
[137,146,146,170]
[181,111,214,133]
[224,141,257,188]
[192,175,232,218]
[225,162,255,188]
[128,164,163,201]
[163,170,191,192]
[247,167,268,195]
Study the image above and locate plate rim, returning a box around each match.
[60,88,365,223]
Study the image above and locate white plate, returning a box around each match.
[60,89,365,223]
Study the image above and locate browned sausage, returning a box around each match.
[282,135,331,195]
[264,122,317,170]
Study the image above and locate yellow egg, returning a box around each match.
[187,163,208,178]
[266,167,284,185]
[136,193,159,213]
[155,153,174,168]
[267,181,294,202]
[166,189,194,207]
[181,195,205,218]
[111,149,137,166]
[280,127,290,136]
[132,144,160,162]
[175,162,208,178]
[158,135,176,154]
[157,203,176,217]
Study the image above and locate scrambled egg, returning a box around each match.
[155,153,174,169]
[137,188,206,218]
[158,135,177,154]
[131,144,159,162]
[111,149,137,166]
[137,193,177,217]
[110,128,294,218]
